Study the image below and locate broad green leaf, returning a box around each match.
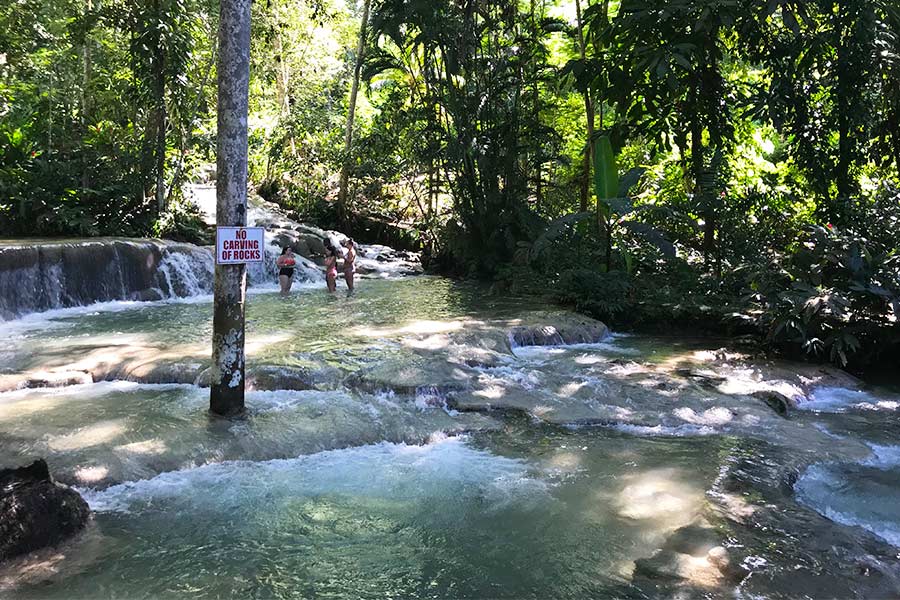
[592,135,618,201]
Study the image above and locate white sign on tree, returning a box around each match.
[216,227,265,264]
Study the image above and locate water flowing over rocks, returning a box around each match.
[0,459,90,563]
[509,313,609,347]
[0,239,213,320]
[1,244,899,596]
[0,190,422,324]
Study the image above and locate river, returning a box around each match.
[0,274,899,598]
[1,201,899,598]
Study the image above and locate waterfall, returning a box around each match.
[156,245,215,298]
[0,189,417,320]
[0,240,215,321]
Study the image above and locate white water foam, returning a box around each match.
[610,422,717,437]
[0,380,200,402]
[795,440,900,549]
[564,421,715,437]
[80,437,545,514]
[795,462,900,548]
[798,387,897,413]
[862,443,900,470]
[157,248,214,297]
[713,366,805,402]
[510,334,641,361]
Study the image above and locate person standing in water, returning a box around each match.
[276,246,296,296]
[342,238,357,294]
[324,243,338,293]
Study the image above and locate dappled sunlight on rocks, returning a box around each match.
[473,386,507,400]
[47,419,128,452]
[245,333,293,356]
[404,334,451,351]
[74,465,109,484]
[673,407,734,426]
[353,319,471,338]
[558,381,590,397]
[114,439,167,456]
[0,393,68,422]
[615,468,705,528]
[544,450,583,473]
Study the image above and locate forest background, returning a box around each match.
[1,0,898,371]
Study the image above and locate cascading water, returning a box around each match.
[0,190,417,321]
[0,240,217,320]
[2,229,900,596]
[156,245,215,298]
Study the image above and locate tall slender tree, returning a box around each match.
[337,0,372,232]
[210,0,252,417]
[574,0,595,214]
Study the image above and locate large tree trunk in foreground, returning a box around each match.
[337,0,372,232]
[210,0,252,417]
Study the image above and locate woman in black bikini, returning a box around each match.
[276,246,296,295]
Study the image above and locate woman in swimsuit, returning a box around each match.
[324,243,338,293]
[341,238,356,294]
[276,246,296,296]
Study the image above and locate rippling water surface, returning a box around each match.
[2,277,900,598]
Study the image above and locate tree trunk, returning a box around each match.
[833,4,854,222]
[154,103,167,216]
[81,0,93,197]
[272,17,296,157]
[210,0,252,418]
[689,90,708,260]
[531,0,543,212]
[337,0,372,232]
[152,0,167,217]
[575,0,594,214]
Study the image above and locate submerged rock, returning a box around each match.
[0,459,90,563]
[751,390,795,416]
[509,313,609,347]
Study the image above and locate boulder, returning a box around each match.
[246,364,342,391]
[0,459,90,563]
[751,390,795,416]
[509,315,609,347]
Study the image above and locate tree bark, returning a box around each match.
[81,0,93,197]
[152,0,167,217]
[337,0,372,232]
[210,0,252,417]
[575,0,594,214]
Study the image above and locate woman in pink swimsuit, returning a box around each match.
[341,238,356,294]
[324,243,338,293]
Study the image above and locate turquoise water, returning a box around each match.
[2,277,900,598]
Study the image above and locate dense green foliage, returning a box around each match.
[1,0,898,367]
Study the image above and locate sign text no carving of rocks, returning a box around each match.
[216,227,265,264]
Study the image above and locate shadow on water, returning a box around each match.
[2,277,900,598]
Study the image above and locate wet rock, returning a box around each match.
[347,356,472,396]
[673,368,727,388]
[0,371,93,392]
[632,524,748,592]
[273,231,327,259]
[129,288,164,302]
[245,365,338,391]
[92,360,208,386]
[510,322,608,347]
[509,313,609,347]
[0,460,90,563]
[751,390,795,416]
